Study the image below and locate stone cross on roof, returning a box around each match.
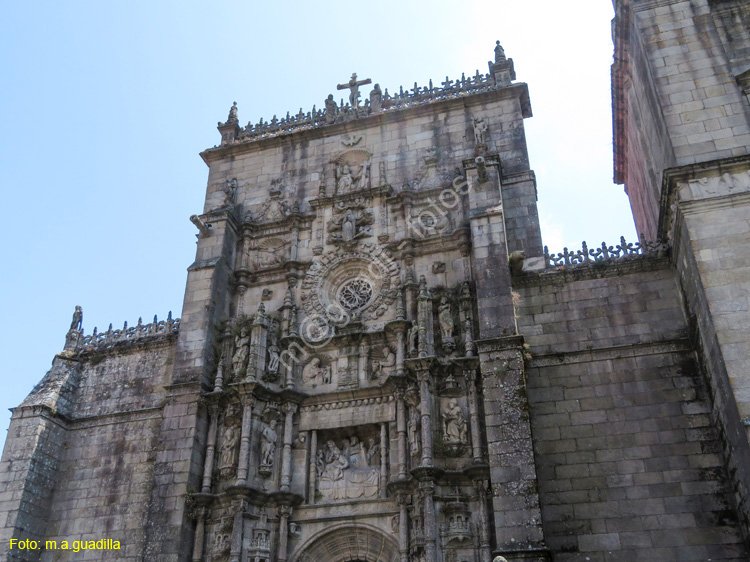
[337,73,372,108]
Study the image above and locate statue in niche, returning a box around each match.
[317,437,380,501]
[265,319,280,378]
[442,399,468,445]
[325,94,339,124]
[438,297,455,350]
[408,405,421,455]
[337,164,354,193]
[219,424,239,469]
[259,419,277,477]
[231,325,250,378]
[70,305,83,331]
[407,323,420,357]
[472,117,488,146]
[334,159,371,195]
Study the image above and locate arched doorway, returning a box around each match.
[290,523,399,562]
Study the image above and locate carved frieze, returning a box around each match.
[677,170,750,201]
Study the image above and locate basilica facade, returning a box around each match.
[2,2,750,561]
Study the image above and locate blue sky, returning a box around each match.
[0,1,635,451]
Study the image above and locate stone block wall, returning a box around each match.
[515,259,748,560]
[0,341,176,561]
[614,0,750,237]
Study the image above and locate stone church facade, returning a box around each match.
[2,2,750,561]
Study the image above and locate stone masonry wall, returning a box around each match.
[0,341,175,561]
[515,260,748,560]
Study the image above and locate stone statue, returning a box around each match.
[232,326,250,378]
[267,344,280,374]
[357,159,371,190]
[70,306,83,331]
[227,102,238,123]
[342,210,357,241]
[442,399,467,444]
[219,425,239,468]
[223,178,237,206]
[408,405,421,455]
[324,94,339,124]
[370,84,382,112]
[317,438,379,501]
[337,164,354,193]
[336,73,372,109]
[407,324,419,356]
[494,40,506,62]
[260,419,278,467]
[472,117,488,146]
[267,319,280,373]
[321,364,332,384]
[438,297,454,340]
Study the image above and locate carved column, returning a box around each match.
[191,506,207,562]
[466,368,483,464]
[358,340,368,386]
[280,402,297,492]
[214,327,232,392]
[229,499,246,562]
[201,404,220,493]
[476,479,492,562]
[277,505,292,562]
[397,493,410,562]
[236,285,247,317]
[420,480,437,562]
[236,394,255,486]
[417,276,434,358]
[290,226,299,261]
[380,422,388,498]
[395,329,406,377]
[396,389,407,479]
[248,304,268,381]
[308,430,318,503]
[418,370,434,467]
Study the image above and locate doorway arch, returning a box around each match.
[290,522,399,562]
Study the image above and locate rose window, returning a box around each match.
[338,278,373,311]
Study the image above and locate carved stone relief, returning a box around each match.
[370,344,396,380]
[255,237,288,269]
[300,243,400,323]
[677,170,750,201]
[316,434,380,501]
[332,149,372,195]
[301,355,333,387]
[327,198,374,247]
